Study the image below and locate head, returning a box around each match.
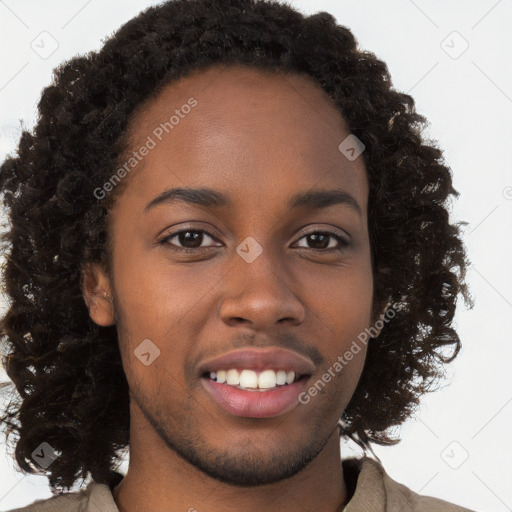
[0,0,471,492]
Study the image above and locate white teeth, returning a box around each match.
[239,369,258,388]
[226,369,240,385]
[208,369,299,390]
[258,369,277,389]
[276,370,287,385]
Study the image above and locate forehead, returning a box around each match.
[121,64,368,210]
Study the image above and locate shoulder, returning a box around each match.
[4,490,87,512]
[343,457,475,512]
[4,481,119,512]
[380,463,474,512]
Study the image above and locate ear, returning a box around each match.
[81,263,115,327]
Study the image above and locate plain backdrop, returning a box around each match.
[0,1,511,511]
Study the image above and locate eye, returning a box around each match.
[294,230,350,252]
[159,229,221,252]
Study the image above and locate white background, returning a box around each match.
[0,1,511,510]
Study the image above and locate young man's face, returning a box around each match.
[87,65,375,485]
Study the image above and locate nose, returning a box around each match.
[219,246,306,330]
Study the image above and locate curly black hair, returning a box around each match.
[0,0,471,492]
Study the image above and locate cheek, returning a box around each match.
[112,246,219,333]
[111,252,222,395]
[303,260,373,397]
[305,259,374,343]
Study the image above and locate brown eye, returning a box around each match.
[160,229,220,251]
[295,231,350,251]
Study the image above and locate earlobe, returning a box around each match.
[81,263,116,327]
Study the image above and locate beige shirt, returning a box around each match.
[7,457,474,511]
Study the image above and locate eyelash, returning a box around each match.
[158,228,350,254]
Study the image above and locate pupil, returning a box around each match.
[180,231,202,248]
[309,233,328,249]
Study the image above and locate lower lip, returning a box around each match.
[201,377,310,418]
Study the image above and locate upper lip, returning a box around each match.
[198,348,316,377]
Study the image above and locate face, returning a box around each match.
[84,64,376,486]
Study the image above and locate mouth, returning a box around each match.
[198,348,315,418]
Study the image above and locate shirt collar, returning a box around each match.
[83,457,385,512]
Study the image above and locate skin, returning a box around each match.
[82,64,383,512]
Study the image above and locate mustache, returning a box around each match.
[189,331,325,373]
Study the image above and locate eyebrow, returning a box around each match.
[144,187,362,216]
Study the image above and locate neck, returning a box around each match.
[113,408,348,512]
